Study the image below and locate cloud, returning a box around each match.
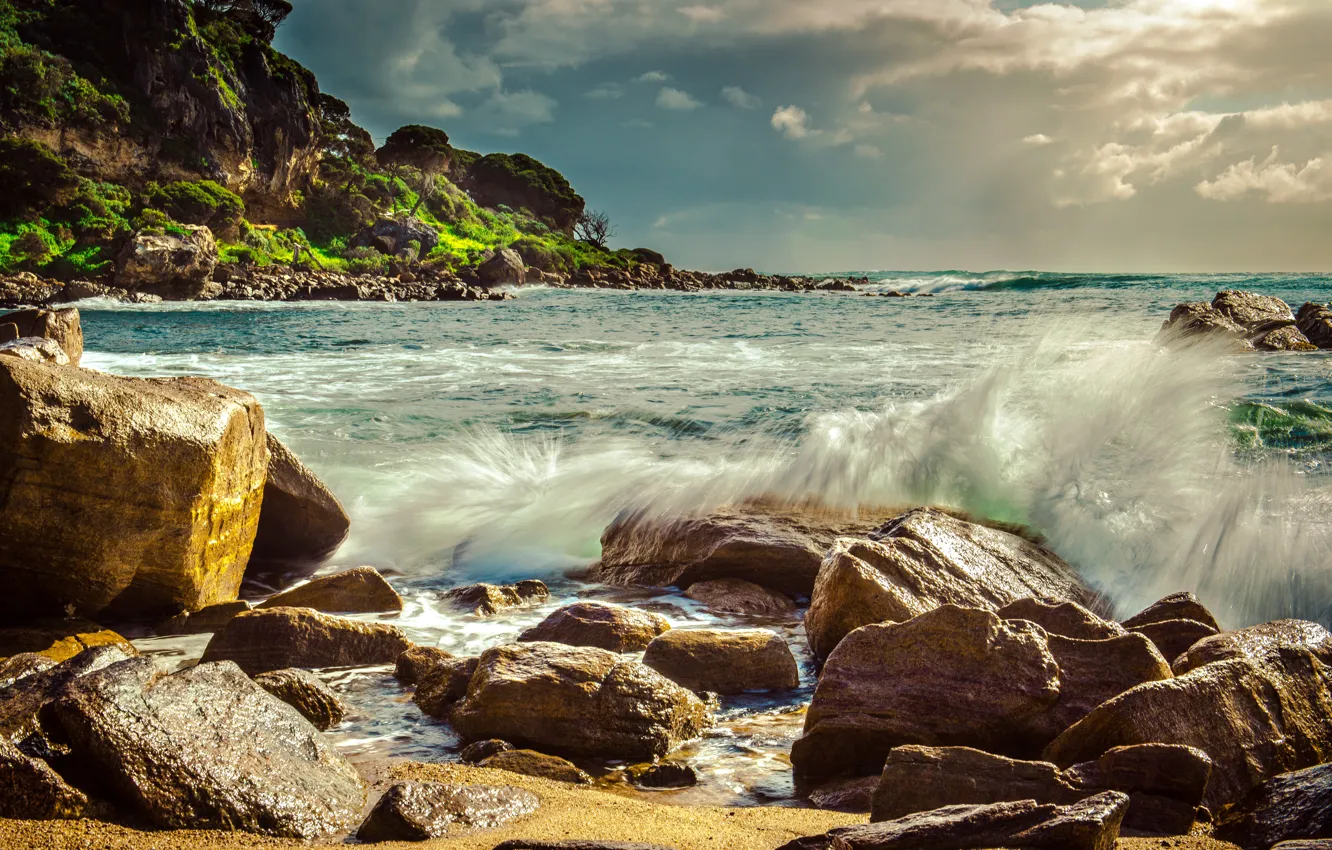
[1024,134,1053,146]
[772,105,812,139]
[636,70,671,83]
[657,87,703,110]
[585,83,624,100]
[721,86,761,109]
[1197,150,1332,204]
[854,143,883,160]
[679,5,725,22]
[470,89,558,135]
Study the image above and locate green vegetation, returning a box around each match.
[143,179,244,232]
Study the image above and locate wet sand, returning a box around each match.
[0,762,1242,850]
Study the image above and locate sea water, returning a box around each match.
[75,271,1332,805]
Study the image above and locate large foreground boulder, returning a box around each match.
[593,503,898,598]
[450,641,709,760]
[250,433,351,566]
[259,566,401,613]
[357,782,538,842]
[1045,646,1332,811]
[519,602,670,652]
[0,358,268,620]
[805,509,1101,659]
[0,308,82,365]
[791,605,1170,785]
[201,607,413,675]
[53,658,364,837]
[1216,763,1332,850]
[115,226,220,300]
[642,628,799,694]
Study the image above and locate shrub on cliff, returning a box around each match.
[377,124,451,175]
[0,8,129,131]
[0,138,79,219]
[460,153,586,234]
[143,180,244,232]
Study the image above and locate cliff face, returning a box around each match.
[10,0,320,218]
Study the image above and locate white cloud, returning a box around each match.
[657,87,703,110]
[636,70,671,83]
[470,89,558,135]
[721,85,761,109]
[679,5,724,22]
[772,105,812,139]
[1197,150,1332,203]
[1024,134,1054,146]
[854,143,883,160]
[585,83,624,100]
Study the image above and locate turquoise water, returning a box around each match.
[77,271,1332,804]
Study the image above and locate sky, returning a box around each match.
[276,0,1332,273]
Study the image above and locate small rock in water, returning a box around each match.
[259,566,400,614]
[460,739,513,764]
[201,607,413,675]
[254,668,347,730]
[641,628,799,694]
[478,749,592,785]
[518,601,670,652]
[396,645,455,685]
[357,781,538,842]
[445,580,549,616]
[414,656,479,718]
[156,600,251,636]
[629,761,699,788]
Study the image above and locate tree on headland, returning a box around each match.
[376,125,452,176]
[195,0,294,42]
[574,209,616,249]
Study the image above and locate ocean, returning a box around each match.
[75,270,1332,805]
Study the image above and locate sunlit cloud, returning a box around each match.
[657,87,704,110]
[721,86,761,109]
[772,105,812,139]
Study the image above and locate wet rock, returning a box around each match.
[519,602,670,652]
[1045,649,1332,811]
[0,618,137,663]
[451,641,709,760]
[0,308,82,366]
[1215,763,1332,850]
[52,658,364,837]
[0,358,268,621]
[259,566,401,614]
[250,433,351,566]
[0,336,69,364]
[805,508,1100,660]
[479,248,526,286]
[0,321,14,341]
[1123,591,1220,628]
[0,646,135,748]
[495,842,677,850]
[460,739,513,764]
[396,646,455,685]
[810,776,879,813]
[1297,302,1332,348]
[791,605,1169,786]
[414,656,479,718]
[1127,619,1218,664]
[1212,290,1295,331]
[998,598,1126,641]
[628,761,699,788]
[253,668,347,730]
[1275,843,1332,850]
[642,628,799,694]
[1156,302,1250,345]
[115,226,220,300]
[1172,618,1332,675]
[1068,744,1212,835]
[445,580,550,616]
[357,781,539,842]
[0,653,55,690]
[478,749,592,784]
[0,735,89,819]
[1259,325,1318,351]
[782,792,1128,850]
[201,607,413,675]
[157,601,252,636]
[594,503,897,597]
[683,578,797,616]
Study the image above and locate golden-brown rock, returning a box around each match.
[395,645,455,685]
[642,629,799,694]
[259,566,402,614]
[804,509,1101,660]
[519,602,670,652]
[445,580,550,616]
[0,308,82,366]
[1128,619,1218,665]
[415,656,479,718]
[998,598,1126,641]
[0,617,138,662]
[1172,619,1332,675]
[478,750,592,785]
[200,607,413,675]
[0,358,268,620]
[1122,593,1221,632]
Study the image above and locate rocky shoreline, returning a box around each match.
[3,306,1332,849]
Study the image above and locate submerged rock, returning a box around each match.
[52,658,364,837]
[357,782,538,842]
[451,641,709,760]
[201,607,413,675]
[804,509,1101,660]
[250,433,351,567]
[683,578,796,616]
[445,580,550,616]
[0,308,82,366]
[477,749,592,785]
[642,628,799,694]
[629,761,699,788]
[259,566,401,614]
[0,358,268,620]
[1216,763,1332,850]
[519,602,670,652]
[253,668,347,730]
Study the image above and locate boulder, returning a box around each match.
[642,629,799,694]
[0,735,89,819]
[1213,290,1296,332]
[1155,302,1249,345]
[0,336,69,364]
[0,653,55,690]
[809,776,879,813]
[157,601,252,636]
[1067,744,1213,835]
[357,782,539,842]
[805,509,1101,660]
[1258,326,1318,351]
[593,504,895,598]
[201,608,413,675]
[52,658,364,837]
[0,321,14,342]
[351,217,440,257]
[1215,763,1332,850]
[115,225,220,300]
[460,739,513,764]
[414,656,479,718]
[780,792,1128,850]
[253,668,347,730]
[450,642,709,760]
[998,598,1125,641]
[1297,302,1332,348]
[477,749,592,785]
[396,645,454,685]
[790,605,1170,785]
[0,645,134,749]
[1122,591,1221,631]
[0,618,137,663]
[0,358,268,621]
[628,761,698,788]
[250,433,351,566]
[259,566,401,614]
[683,578,797,616]
[519,602,670,652]
[1128,619,1218,664]
[0,308,82,365]
[445,580,550,616]
[1045,650,1332,811]
[478,248,526,286]
[1172,619,1332,675]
